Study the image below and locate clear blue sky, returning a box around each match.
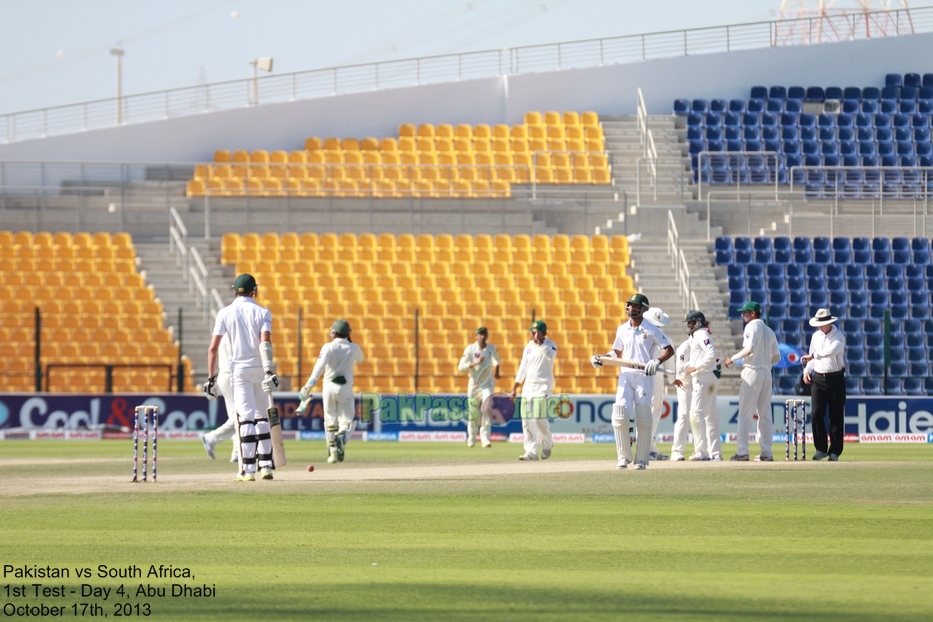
[0,1,785,114]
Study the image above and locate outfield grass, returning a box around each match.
[1,441,932,621]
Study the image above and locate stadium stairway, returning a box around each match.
[602,114,688,205]
[627,234,740,394]
[135,238,232,386]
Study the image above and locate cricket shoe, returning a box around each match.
[229,453,239,463]
[670,452,685,462]
[541,447,552,460]
[711,455,723,462]
[688,453,709,461]
[633,461,647,470]
[648,451,669,461]
[811,451,829,461]
[326,454,338,464]
[335,434,346,462]
[518,453,538,461]
[730,454,750,462]
[200,433,216,460]
[616,458,629,470]
[467,437,476,448]
[235,472,255,482]
[828,453,839,461]
[753,455,774,462]
[481,442,492,448]
[259,467,274,480]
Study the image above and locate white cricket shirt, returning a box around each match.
[514,338,557,393]
[732,318,780,369]
[308,338,364,387]
[458,342,500,391]
[212,296,273,373]
[688,326,719,374]
[674,339,694,389]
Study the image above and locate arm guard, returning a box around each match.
[259,341,274,373]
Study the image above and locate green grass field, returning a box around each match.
[1,441,932,621]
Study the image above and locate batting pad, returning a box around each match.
[634,405,653,465]
[611,404,632,462]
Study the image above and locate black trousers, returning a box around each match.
[810,371,847,456]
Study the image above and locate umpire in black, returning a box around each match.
[802,308,846,461]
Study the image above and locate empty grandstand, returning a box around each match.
[2,5,933,399]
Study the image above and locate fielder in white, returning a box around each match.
[591,294,674,470]
[458,326,500,448]
[201,334,239,463]
[670,337,705,461]
[724,301,781,462]
[682,310,722,461]
[643,307,671,461]
[207,274,278,482]
[299,319,364,464]
[511,320,557,461]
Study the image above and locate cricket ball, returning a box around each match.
[307,464,315,472]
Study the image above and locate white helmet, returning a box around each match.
[643,307,670,327]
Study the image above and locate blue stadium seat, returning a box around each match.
[885,264,904,278]
[767,276,785,292]
[863,319,881,334]
[924,378,933,395]
[715,236,732,251]
[866,333,883,348]
[710,99,728,113]
[674,99,690,115]
[787,276,805,292]
[850,304,868,319]
[845,349,864,365]
[805,264,823,279]
[866,265,884,279]
[861,377,883,395]
[777,376,798,395]
[885,378,904,394]
[846,376,862,394]
[809,290,827,306]
[866,346,884,363]
[769,290,788,305]
[904,378,923,396]
[806,86,825,102]
[729,99,746,113]
[748,276,764,291]
[847,276,866,291]
[849,290,867,305]
[746,264,764,278]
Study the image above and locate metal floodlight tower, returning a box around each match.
[775,0,913,45]
[249,57,274,105]
[110,48,125,123]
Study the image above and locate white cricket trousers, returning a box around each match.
[736,366,775,458]
[671,381,704,457]
[690,371,720,459]
[468,384,494,446]
[203,372,238,460]
[649,373,665,453]
[521,383,552,458]
[231,367,273,474]
[323,383,356,438]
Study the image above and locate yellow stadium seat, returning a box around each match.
[342,137,360,151]
[416,124,435,138]
[524,111,543,126]
[581,111,599,126]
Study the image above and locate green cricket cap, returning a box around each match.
[233,273,257,293]
[476,326,488,335]
[529,320,547,333]
[737,301,762,313]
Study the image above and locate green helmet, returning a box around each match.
[331,319,352,336]
[627,293,650,308]
[233,273,257,294]
[625,293,649,319]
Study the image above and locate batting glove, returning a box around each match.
[644,359,661,376]
[590,355,603,368]
[261,371,279,393]
[298,384,312,402]
[202,376,218,401]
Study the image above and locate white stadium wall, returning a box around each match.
[0,32,930,164]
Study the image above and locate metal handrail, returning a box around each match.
[1,5,928,143]
[635,155,686,205]
[637,87,648,157]
[695,151,781,200]
[169,225,187,272]
[209,288,225,320]
[188,265,209,321]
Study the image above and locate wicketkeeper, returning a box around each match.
[591,294,673,470]
[458,327,500,448]
[299,319,364,464]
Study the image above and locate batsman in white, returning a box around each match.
[201,333,239,463]
[669,335,705,461]
[207,274,278,481]
[511,320,557,461]
[591,294,674,470]
[723,301,780,462]
[642,307,671,461]
[458,326,500,448]
[298,319,364,464]
[682,310,722,461]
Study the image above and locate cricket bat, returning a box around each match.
[594,355,675,376]
[267,394,287,467]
